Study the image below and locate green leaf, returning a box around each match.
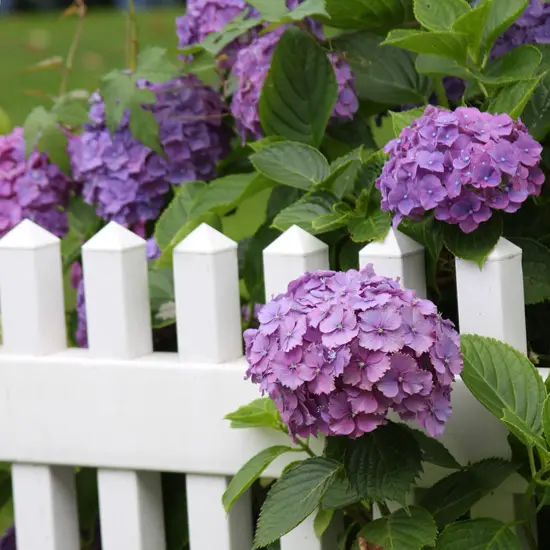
[543,395,550,445]
[181,51,222,89]
[223,446,297,513]
[334,32,432,105]
[460,335,546,446]
[224,398,282,430]
[320,476,361,509]
[249,136,287,153]
[481,45,542,86]
[251,142,330,190]
[254,458,341,548]
[443,215,502,268]
[319,0,414,30]
[52,98,90,126]
[283,0,330,21]
[404,426,461,469]
[358,506,437,550]
[452,0,493,59]
[148,266,175,329]
[128,103,163,155]
[348,210,391,243]
[482,0,530,54]
[415,55,473,80]
[344,422,423,503]
[490,74,545,119]
[75,468,99,539]
[436,518,522,550]
[389,107,427,137]
[399,216,443,291]
[34,123,70,172]
[509,237,550,305]
[23,105,56,156]
[420,459,516,528]
[313,508,334,539]
[154,182,205,250]
[273,191,339,233]
[382,29,469,65]
[259,27,337,147]
[135,46,179,83]
[100,71,137,131]
[414,0,470,32]
[522,71,550,140]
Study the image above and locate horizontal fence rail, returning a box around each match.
[0,220,540,550]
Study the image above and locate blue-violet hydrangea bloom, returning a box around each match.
[69,76,229,227]
[0,127,72,238]
[378,105,545,232]
[244,266,462,439]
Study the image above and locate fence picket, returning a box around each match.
[359,228,427,298]
[0,220,79,550]
[83,222,165,550]
[455,238,527,531]
[186,474,253,550]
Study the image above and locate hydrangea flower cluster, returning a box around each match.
[69,76,229,227]
[71,237,161,348]
[493,0,550,57]
[231,26,358,140]
[0,526,15,550]
[244,267,462,439]
[0,127,72,238]
[378,105,545,232]
[176,0,259,69]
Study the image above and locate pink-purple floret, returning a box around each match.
[0,127,72,239]
[244,267,463,440]
[378,105,545,233]
[69,76,229,227]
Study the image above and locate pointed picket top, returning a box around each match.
[0,219,59,249]
[359,228,422,260]
[83,221,145,252]
[264,225,327,256]
[175,223,236,254]
[486,237,522,262]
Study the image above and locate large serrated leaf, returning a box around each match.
[224,398,282,430]
[414,0,470,32]
[333,32,432,106]
[510,237,550,305]
[223,446,297,513]
[259,27,337,147]
[482,0,529,54]
[358,506,437,550]
[436,518,522,550]
[404,426,461,469]
[460,335,546,445]
[251,142,330,190]
[253,458,341,548]
[420,459,516,528]
[344,422,423,503]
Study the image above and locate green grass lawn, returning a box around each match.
[0,7,183,125]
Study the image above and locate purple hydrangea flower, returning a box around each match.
[493,0,550,57]
[0,526,15,550]
[231,25,359,140]
[244,266,462,439]
[378,105,544,232]
[71,237,161,348]
[69,76,229,227]
[0,127,72,238]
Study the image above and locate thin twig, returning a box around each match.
[127,0,138,71]
[59,0,87,96]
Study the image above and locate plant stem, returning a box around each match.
[127,0,138,71]
[522,480,539,550]
[295,437,316,457]
[528,446,537,479]
[433,78,450,109]
[377,501,391,517]
[59,0,87,97]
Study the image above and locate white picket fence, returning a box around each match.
[0,219,542,550]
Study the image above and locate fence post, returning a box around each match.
[82,222,165,550]
[263,226,329,550]
[0,220,79,550]
[455,237,527,526]
[174,223,252,550]
[359,228,427,298]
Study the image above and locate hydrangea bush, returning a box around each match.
[4,0,550,548]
